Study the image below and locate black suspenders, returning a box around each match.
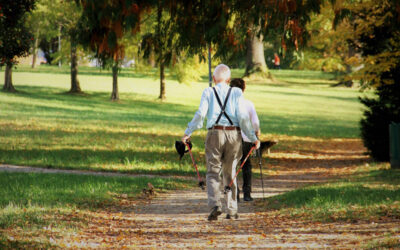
[212,87,234,126]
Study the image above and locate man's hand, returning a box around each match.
[254,140,260,149]
[181,134,190,144]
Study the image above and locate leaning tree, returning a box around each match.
[77,0,151,101]
[0,0,35,92]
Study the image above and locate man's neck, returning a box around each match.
[215,81,228,86]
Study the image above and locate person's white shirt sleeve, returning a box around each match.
[249,101,260,133]
[237,96,257,142]
[184,88,209,136]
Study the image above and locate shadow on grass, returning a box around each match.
[13,65,181,81]
[4,85,195,125]
[4,85,361,137]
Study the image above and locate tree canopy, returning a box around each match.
[0,0,35,92]
[0,0,35,66]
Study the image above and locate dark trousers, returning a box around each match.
[241,141,253,193]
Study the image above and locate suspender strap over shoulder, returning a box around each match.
[212,87,234,126]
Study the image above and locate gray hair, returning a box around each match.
[213,64,231,82]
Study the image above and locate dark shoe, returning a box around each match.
[207,206,222,221]
[243,192,253,202]
[226,213,239,219]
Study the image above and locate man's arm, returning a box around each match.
[182,88,210,142]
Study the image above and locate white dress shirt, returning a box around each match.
[184,82,257,142]
[241,98,259,142]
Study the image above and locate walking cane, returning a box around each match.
[257,148,265,200]
[224,145,256,194]
[185,142,206,190]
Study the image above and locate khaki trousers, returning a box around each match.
[205,128,242,215]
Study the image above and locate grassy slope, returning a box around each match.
[0,66,366,174]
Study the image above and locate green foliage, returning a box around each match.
[76,0,149,67]
[335,0,400,88]
[360,83,400,161]
[172,55,207,84]
[166,1,322,62]
[291,1,352,73]
[26,0,83,65]
[0,0,35,66]
[334,0,400,161]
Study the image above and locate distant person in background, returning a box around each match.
[230,78,260,202]
[274,53,281,69]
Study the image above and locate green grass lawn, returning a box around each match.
[0,66,368,174]
[263,167,400,222]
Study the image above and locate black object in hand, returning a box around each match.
[175,140,193,160]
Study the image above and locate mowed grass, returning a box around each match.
[0,172,193,248]
[0,66,367,174]
[262,166,400,222]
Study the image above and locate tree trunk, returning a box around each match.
[244,23,270,79]
[31,29,40,69]
[58,25,62,68]
[148,48,156,67]
[159,62,166,100]
[111,63,119,101]
[69,38,82,93]
[334,45,356,87]
[3,64,16,92]
[157,0,165,100]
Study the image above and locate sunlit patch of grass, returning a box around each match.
[259,166,400,222]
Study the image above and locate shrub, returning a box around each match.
[172,55,207,84]
[360,82,400,161]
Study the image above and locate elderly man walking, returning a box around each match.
[182,64,259,221]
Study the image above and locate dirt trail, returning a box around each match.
[1,138,399,248]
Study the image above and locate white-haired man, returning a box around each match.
[182,64,260,221]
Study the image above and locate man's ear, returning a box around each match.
[226,78,231,84]
[212,76,216,84]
